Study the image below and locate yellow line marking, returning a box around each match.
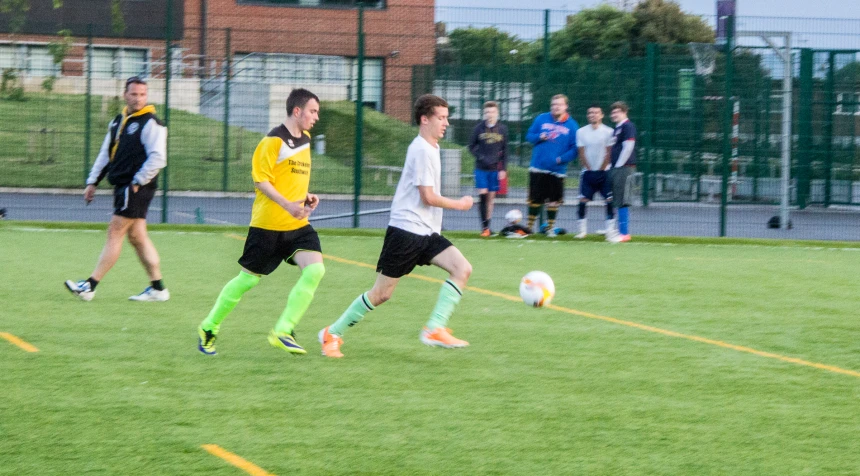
[202,444,275,476]
[0,332,39,352]
[225,233,247,241]
[223,233,860,379]
[675,257,827,263]
[323,254,860,379]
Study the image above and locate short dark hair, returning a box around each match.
[588,103,602,110]
[125,76,147,91]
[610,101,629,113]
[414,94,448,125]
[286,88,320,116]
[483,101,499,110]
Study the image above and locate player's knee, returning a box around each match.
[127,230,143,247]
[301,262,325,287]
[454,260,472,283]
[370,288,392,305]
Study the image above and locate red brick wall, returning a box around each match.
[7,0,435,121]
[197,0,435,121]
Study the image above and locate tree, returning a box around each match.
[545,5,636,62]
[630,0,714,54]
[530,0,714,62]
[439,26,530,66]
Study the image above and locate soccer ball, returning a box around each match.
[505,209,523,225]
[519,271,555,308]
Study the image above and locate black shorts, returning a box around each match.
[528,171,565,205]
[113,184,156,219]
[579,170,612,201]
[376,226,453,279]
[238,225,322,275]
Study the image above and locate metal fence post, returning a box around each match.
[162,0,173,224]
[824,52,835,208]
[719,15,735,237]
[797,48,814,209]
[642,43,657,207]
[84,24,93,184]
[353,1,365,228]
[222,28,231,192]
[543,9,550,66]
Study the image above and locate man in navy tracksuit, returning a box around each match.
[524,94,578,236]
[469,100,508,236]
[64,77,169,302]
[609,101,637,242]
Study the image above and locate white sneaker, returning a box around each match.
[545,229,557,238]
[574,219,587,239]
[129,286,170,302]
[65,279,95,301]
[605,229,623,243]
[597,219,615,235]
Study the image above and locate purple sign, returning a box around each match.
[716,0,736,44]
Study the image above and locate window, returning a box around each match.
[835,92,859,116]
[90,47,148,79]
[234,53,351,83]
[237,0,384,7]
[0,43,147,79]
[232,52,384,111]
[349,57,383,110]
[0,44,60,76]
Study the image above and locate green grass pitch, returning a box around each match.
[2,225,859,475]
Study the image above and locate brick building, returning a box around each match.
[0,0,435,123]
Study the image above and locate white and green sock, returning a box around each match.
[425,280,463,330]
[329,292,375,336]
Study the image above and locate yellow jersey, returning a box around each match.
[249,124,312,231]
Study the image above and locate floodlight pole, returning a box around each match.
[738,31,793,230]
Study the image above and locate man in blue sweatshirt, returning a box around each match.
[469,101,508,237]
[525,94,579,236]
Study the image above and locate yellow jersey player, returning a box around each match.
[197,88,325,355]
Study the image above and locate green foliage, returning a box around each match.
[315,100,465,168]
[0,68,24,101]
[46,29,74,67]
[443,1,714,64]
[548,5,637,61]
[442,27,530,66]
[110,0,126,35]
[40,76,56,93]
[630,0,715,52]
[0,0,29,33]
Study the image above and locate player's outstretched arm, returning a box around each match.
[418,186,473,211]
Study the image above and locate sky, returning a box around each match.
[435,0,860,19]
[435,0,860,49]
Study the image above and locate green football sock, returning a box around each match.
[425,279,463,330]
[200,271,260,334]
[546,206,559,229]
[273,262,325,335]
[329,292,375,336]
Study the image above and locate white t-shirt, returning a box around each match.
[576,124,614,171]
[388,135,443,236]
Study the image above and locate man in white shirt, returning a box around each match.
[574,104,618,241]
[318,94,474,358]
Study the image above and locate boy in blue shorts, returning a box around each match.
[469,101,508,237]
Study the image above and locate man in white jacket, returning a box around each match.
[65,76,169,302]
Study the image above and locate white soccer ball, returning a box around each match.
[519,271,555,308]
[505,209,523,225]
